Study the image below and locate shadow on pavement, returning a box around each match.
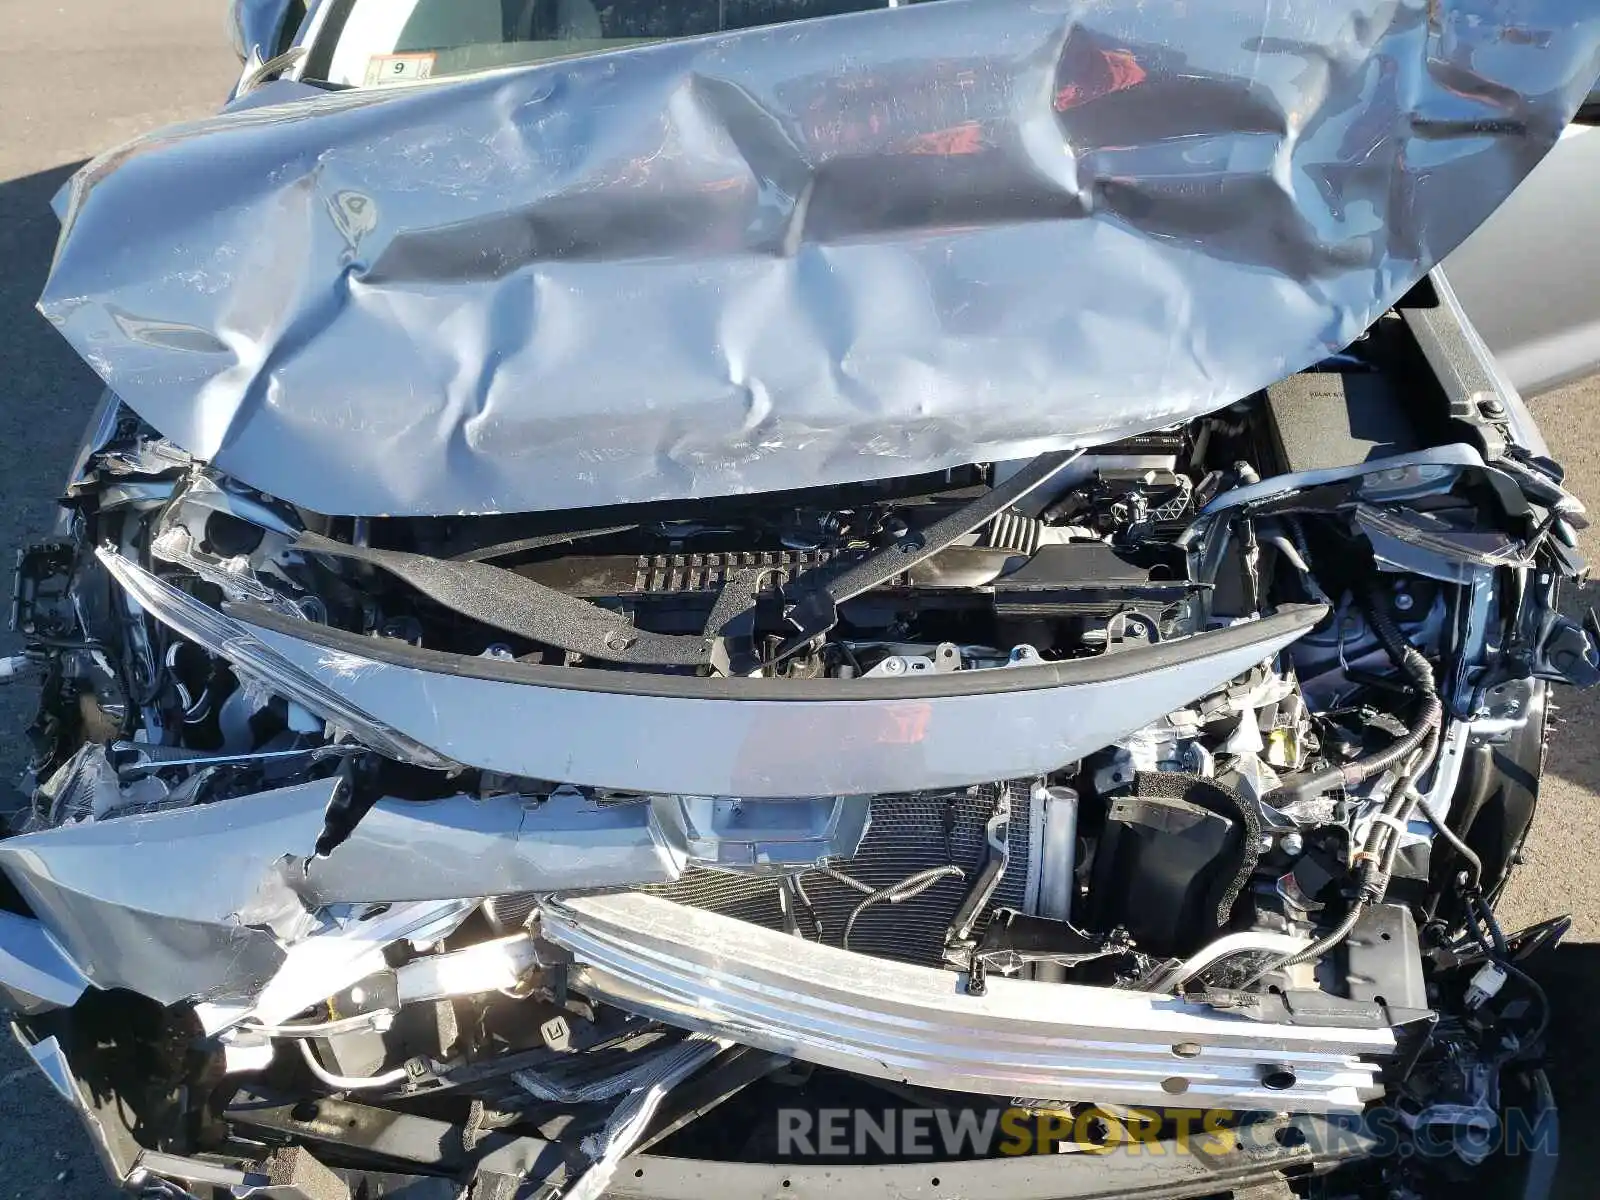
[1544,578,1600,798]
[0,161,129,1200]
[0,161,98,456]
[0,161,102,787]
[1525,942,1600,1200]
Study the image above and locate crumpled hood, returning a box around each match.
[38,0,1600,516]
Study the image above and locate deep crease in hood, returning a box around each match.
[38,0,1600,516]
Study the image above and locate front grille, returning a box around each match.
[646,782,1034,967]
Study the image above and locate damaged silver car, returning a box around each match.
[6,0,1600,1196]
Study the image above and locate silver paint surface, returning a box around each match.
[95,544,1327,796]
[38,0,1600,515]
[235,608,1326,796]
[302,791,871,903]
[0,912,89,1015]
[0,779,338,1005]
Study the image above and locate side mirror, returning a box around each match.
[228,0,297,63]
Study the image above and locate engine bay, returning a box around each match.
[4,282,1597,1197]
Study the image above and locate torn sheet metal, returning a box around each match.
[39,1,1600,516]
[195,899,478,1037]
[299,791,871,904]
[304,792,687,905]
[0,765,872,1012]
[0,778,339,1005]
[228,603,1327,796]
[21,742,133,831]
[0,911,88,1015]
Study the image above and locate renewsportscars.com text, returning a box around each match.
[775,1106,1556,1161]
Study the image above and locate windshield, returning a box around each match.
[309,0,910,86]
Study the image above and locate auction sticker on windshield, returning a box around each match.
[365,53,435,86]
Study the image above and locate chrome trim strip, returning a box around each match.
[541,893,1392,1111]
[97,546,453,768]
[101,544,1323,795]
[231,611,1324,797]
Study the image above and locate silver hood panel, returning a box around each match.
[38,0,1600,515]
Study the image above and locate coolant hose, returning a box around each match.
[1278,583,1442,800]
[1242,728,1437,987]
[1243,584,1445,988]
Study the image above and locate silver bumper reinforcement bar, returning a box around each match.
[540,893,1394,1112]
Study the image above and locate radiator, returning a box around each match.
[643,781,1034,967]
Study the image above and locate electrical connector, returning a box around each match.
[1464,962,1508,1011]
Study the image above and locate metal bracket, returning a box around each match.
[10,539,78,639]
[862,642,962,677]
[943,788,1013,976]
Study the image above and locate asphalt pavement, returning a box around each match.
[0,7,240,1196]
[0,3,1597,1197]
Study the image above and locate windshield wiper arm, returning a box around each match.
[768,449,1083,662]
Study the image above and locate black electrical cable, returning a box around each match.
[1245,904,1367,986]
[1246,582,1445,987]
[840,865,966,951]
[1417,793,1484,891]
[1278,583,1443,799]
[1472,894,1509,959]
[1469,896,1551,1056]
[1242,730,1436,986]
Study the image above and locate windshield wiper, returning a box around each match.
[766,450,1084,662]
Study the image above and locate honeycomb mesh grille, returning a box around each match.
[644,781,1034,967]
